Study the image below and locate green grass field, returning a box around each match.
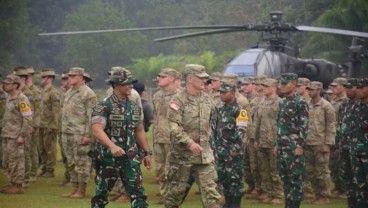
[0,132,348,208]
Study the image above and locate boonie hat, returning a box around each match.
[68,67,85,76]
[40,68,56,77]
[2,74,21,84]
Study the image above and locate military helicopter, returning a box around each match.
[39,11,368,86]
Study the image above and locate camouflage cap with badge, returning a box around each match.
[219,83,236,93]
[2,74,21,84]
[343,78,359,88]
[280,73,298,84]
[184,64,209,78]
[357,77,368,88]
[330,77,347,86]
[107,67,137,85]
[306,81,323,90]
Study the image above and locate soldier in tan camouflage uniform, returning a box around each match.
[38,69,61,178]
[208,72,223,108]
[297,78,311,102]
[25,67,41,182]
[305,81,336,205]
[0,77,7,169]
[62,67,97,199]
[0,74,33,194]
[152,68,181,203]
[330,77,349,198]
[253,78,283,204]
[165,64,222,208]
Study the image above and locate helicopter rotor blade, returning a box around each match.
[297,26,368,38]
[154,28,244,42]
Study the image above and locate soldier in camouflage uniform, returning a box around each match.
[90,68,151,208]
[336,78,359,208]
[330,77,349,198]
[25,67,41,182]
[0,77,7,169]
[38,69,61,178]
[349,78,368,207]
[297,78,311,102]
[253,78,283,204]
[152,68,181,202]
[211,83,248,208]
[62,67,97,199]
[208,72,223,108]
[276,73,309,208]
[0,74,33,194]
[305,81,336,205]
[165,64,221,208]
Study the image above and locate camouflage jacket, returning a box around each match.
[29,85,41,127]
[92,93,142,163]
[211,99,247,160]
[1,91,33,138]
[254,94,281,148]
[167,90,214,164]
[276,93,309,150]
[152,88,179,144]
[39,85,61,129]
[306,98,336,146]
[209,90,223,108]
[62,84,97,136]
[106,87,143,120]
[331,95,349,125]
[0,91,7,128]
[247,95,264,143]
[351,102,368,154]
[336,99,357,150]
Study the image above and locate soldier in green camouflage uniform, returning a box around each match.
[253,78,283,204]
[276,73,309,208]
[152,68,180,201]
[0,74,33,194]
[90,68,151,208]
[25,67,41,182]
[349,78,368,207]
[0,77,7,169]
[165,64,221,208]
[330,77,349,197]
[305,81,336,205]
[336,78,359,208]
[62,67,97,198]
[211,83,247,208]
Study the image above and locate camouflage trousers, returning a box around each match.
[38,128,57,173]
[153,142,171,196]
[248,139,262,192]
[29,129,39,177]
[58,133,70,182]
[217,155,244,197]
[277,149,305,202]
[61,133,92,183]
[24,138,31,182]
[257,147,283,199]
[91,153,148,208]
[3,138,25,185]
[339,148,355,198]
[330,145,344,193]
[243,141,255,189]
[351,151,368,207]
[165,161,221,208]
[304,145,331,198]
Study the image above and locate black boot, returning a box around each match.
[229,196,241,208]
[289,200,301,208]
[222,195,231,208]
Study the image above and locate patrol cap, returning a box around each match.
[13,66,29,76]
[2,74,21,84]
[280,73,298,84]
[83,72,94,82]
[297,77,310,86]
[68,67,85,76]
[40,68,56,77]
[209,72,222,81]
[221,73,238,83]
[261,78,278,87]
[219,83,236,93]
[306,81,323,90]
[254,75,268,85]
[108,68,137,86]
[357,77,368,87]
[184,64,209,78]
[158,68,181,79]
[343,78,359,88]
[330,77,347,86]
[242,76,254,84]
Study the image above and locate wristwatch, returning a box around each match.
[143,150,153,157]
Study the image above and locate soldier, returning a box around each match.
[335,78,359,208]
[90,68,151,208]
[0,75,7,169]
[25,67,41,182]
[326,86,335,102]
[241,77,256,101]
[212,83,248,208]
[152,68,180,203]
[297,78,311,102]
[165,64,222,208]
[62,67,97,198]
[276,73,309,208]
[305,81,336,205]
[38,69,61,178]
[208,72,223,108]
[0,74,33,194]
[350,78,368,207]
[253,78,283,204]
[330,77,349,198]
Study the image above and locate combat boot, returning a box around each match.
[347,197,357,208]
[69,182,87,199]
[62,182,78,197]
[230,196,242,208]
[2,183,24,194]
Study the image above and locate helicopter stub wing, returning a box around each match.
[297,26,368,38]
